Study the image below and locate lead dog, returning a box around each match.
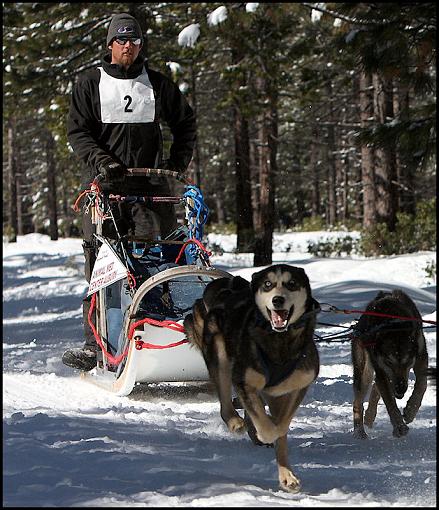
[184,264,320,493]
[351,289,428,439]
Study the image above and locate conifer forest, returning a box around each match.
[3,3,436,264]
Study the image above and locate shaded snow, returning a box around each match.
[3,233,436,507]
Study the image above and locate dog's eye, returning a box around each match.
[284,280,296,290]
[263,280,273,290]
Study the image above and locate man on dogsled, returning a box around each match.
[62,13,196,371]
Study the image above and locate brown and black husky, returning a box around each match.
[184,264,320,493]
[351,289,429,439]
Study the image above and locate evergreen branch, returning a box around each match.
[301,2,393,26]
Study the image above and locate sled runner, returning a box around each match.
[77,168,232,396]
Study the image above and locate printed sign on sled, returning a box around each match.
[87,241,128,296]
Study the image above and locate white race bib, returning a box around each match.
[98,66,155,123]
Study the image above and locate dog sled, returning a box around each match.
[78,168,232,396]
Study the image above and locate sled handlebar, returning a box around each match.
[94,167,191,185]
[127,167,192,185]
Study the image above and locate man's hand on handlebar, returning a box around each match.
[99,158,126,182]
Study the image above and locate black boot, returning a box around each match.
[62,347,97,371]
[63,291,99,371]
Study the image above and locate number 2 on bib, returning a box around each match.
[124,95,133,112]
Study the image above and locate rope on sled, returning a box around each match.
[128,317,188,350]
[88,294,190,366]
[88,293,129,366]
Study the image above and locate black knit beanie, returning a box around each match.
[106,13,143,46]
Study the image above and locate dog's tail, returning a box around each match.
[183,298,207,351]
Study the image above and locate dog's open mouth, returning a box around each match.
[268,307,293,332]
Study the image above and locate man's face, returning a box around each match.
[109,37,141,69]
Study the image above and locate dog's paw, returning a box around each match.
[353,427,369,440]
[279,467,301,493]
[227,416,246,434]
[392,422,409,438]
[244,411,273,447]
[248,428,274,448]
[256,427,279,445]
[402,405,417,424]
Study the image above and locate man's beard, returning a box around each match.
[121,52,134,65]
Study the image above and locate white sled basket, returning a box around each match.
[82,265,232,396]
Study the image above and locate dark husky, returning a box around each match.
[184,264,320,493]
[351,289,428,439]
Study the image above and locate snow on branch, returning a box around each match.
[302,2,392,26]
[246,3,259,13]
[207,6,228,26]
[178,23,200,47]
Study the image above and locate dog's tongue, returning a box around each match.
[271,309,288,328]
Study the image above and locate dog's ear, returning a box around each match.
[232,275,250,291]
[375,290,389,300]
[296,266,310,285]
[250,269,263,293]
[298,267,308,279]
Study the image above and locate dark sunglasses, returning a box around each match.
[113,37,142,46]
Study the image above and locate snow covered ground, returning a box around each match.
[3,232,436,507]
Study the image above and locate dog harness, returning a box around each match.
[256,345,308,388]
[255,298,320,388]
[351,319,417,349]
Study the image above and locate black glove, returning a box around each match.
[99,158,126,182]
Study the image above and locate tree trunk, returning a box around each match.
[7,117,18,242]
[341,156,349,222]
[215,194,225,225]
[292,155,305,225]
[249,133,260,232]
[45,130,58,241]
[352,75,363,223]
[393,79,415,214]
[325,83,337,227]
[253,118,273,266]
[359,71,376,228]
[15,128,24,236]
[234,104,254,251]
[310,125,320,218]
[190,59,201,187]
[214,161,226,225]
[373,73,397,230]
[339,102,350,222]
[253,82,277,267]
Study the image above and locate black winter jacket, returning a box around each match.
[67,54,196,192]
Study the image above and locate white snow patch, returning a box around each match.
[2,233,436,506]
